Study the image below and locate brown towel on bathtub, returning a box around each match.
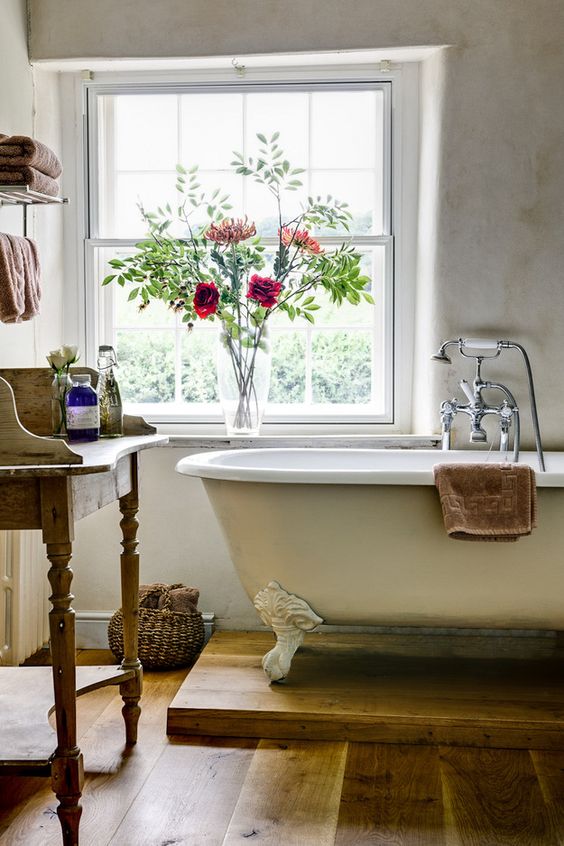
[0,166,60,197]
[0,134,62,179]
[433,463,537,542]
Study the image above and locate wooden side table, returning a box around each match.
[0,370,167,845]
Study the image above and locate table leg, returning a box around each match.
[41,478,83,846]
[118,454,143,745]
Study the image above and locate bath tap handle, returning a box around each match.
[462,338,501,351]
[459,379,475,405]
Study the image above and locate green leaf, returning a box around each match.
[127,287,140,301]
[102,274,116,286]
[176,163,187,174]
[257,133,268,144]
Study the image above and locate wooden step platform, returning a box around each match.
[167,631,564,749]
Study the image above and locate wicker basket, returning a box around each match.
[108,583,205,670]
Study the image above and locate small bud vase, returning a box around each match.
[217,320,271,436]
[51,370,72,437]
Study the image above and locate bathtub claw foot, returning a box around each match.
[254,581,323,682]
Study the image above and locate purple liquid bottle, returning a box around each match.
[66,374,100,443]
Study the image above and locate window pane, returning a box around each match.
[111,172,178,238]
[310,91,378,169]
[181,330,219,403]
[245,93,309,166]
[312,330,372,404]
[269,331,306,403]
[114,95,178,171]
[246,178,306,236]
[310,170,380,235]
[181,94,243,169]
[116,330,175,403]
[181,170,243,232]
[312,250,374,326]
[114,273,175,328]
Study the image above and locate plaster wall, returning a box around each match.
[0,0,65,366]
[25,0,564,627]
[28,0,564,447]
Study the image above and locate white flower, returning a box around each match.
[61,345,79,364]
[47,345,80,371]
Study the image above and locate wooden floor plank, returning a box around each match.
[3,644,564,845]
[0,669,188,846]
[109,737,257,845]
[222,739,347,845]
[440,747,558,845]
[531,750,564,844]
[335,744,444,846]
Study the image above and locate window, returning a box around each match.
[83,67,413,428]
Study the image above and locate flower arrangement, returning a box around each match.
[103,133,373,433]
[47,344,79,436]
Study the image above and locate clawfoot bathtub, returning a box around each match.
[176,448,564,681]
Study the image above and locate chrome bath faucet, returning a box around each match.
[431,338,545,471]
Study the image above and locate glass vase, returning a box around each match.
[51,370,73,437]
[217,320,271,436]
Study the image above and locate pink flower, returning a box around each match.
[247,274,283,309]
[204,217,256,245]
[193,281,220,318]
[280,226,324,255]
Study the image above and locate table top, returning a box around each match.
[0,434,168,478]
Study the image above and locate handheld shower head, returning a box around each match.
[431,350,452,364]
[431,339,460,364]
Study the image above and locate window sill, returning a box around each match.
[156,431,441,450]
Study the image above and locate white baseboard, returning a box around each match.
[75,610,216,650]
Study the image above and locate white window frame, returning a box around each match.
[61,59,419,434]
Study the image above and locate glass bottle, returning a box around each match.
[66,374,100,443]
[51,370,73,437]
[97,345,123,437]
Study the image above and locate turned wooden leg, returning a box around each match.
[40,478,83,846]
[254,581,324,682]
[118,454,143,745]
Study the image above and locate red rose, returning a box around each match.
[193,281,220,318]
[247,274,282,309]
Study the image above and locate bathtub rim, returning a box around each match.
[175,447,562,486]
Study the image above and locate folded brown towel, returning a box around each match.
[158,586,200,614]
[0,135,62,179]
[140,582,200,614]
[0,166,60,197]
[434,462,537,542]
[0,234,42,323]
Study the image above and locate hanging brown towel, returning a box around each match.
[0,167,60,197]
[0,135,62,179]
[0,233,24,322]
[433,462,537,542]
[0,234,42,323]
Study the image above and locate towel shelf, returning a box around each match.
[0,185,68,205]
[0,185,69,237]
